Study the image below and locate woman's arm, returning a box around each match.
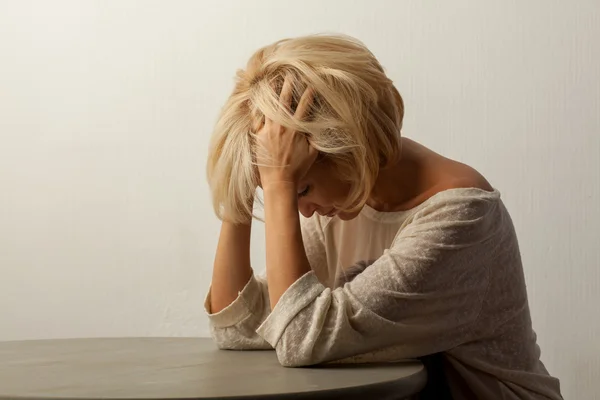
[256,193,502,367]
[205,218,272,350]
[263,182,312,309]
[255,76,319,308]
[205,212,328,350]
[209,220,253,313]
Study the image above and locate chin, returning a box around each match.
[337,209,362,221]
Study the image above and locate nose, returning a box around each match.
[298,198,317,218]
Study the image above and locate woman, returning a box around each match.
[204,34,562,399]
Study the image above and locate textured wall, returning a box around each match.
[1,1,598,398]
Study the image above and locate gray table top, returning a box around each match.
[0,337,426,399]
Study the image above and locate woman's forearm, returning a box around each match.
[263,182,312,309]
[210,220,253,313]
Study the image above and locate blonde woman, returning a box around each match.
[204,35,562,399]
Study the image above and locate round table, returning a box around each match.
[0,337,426,399]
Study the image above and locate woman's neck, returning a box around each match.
[367,138,442,212]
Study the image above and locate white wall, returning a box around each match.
[1,0,598,397]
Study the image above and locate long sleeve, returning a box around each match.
[255,194,499,367]
[205,189,562,399]
[204,271,272,349]
[204,215,329,350]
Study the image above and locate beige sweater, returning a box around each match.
[205,188,562,399]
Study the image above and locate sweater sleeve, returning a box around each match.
[255,194,500,367]
[204,215,329,350]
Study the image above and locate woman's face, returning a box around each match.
[295,157,361,220]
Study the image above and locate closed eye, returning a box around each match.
[298,186,310,198]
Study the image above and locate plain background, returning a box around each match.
[1,1,598,398]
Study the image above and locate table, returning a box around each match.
[0,337,426,399]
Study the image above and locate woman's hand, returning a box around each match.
[255,75,317,189]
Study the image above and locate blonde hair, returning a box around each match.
[207,34,404,223]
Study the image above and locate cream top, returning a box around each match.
[205,188,562,399]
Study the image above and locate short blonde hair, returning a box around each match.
[207,34,404,223]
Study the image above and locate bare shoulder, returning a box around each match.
[408,158,495,210]
[436,159,494,193]
[403,138,493,194]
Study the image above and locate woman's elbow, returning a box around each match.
[275,344,323,367]
[277,354,314,368]
[213,338,241,350]
[210,332,272,351]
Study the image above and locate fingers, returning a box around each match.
[262,115,271,132]
[279,74,314,120]
[294,87,314,120]
[279,74,294,111]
